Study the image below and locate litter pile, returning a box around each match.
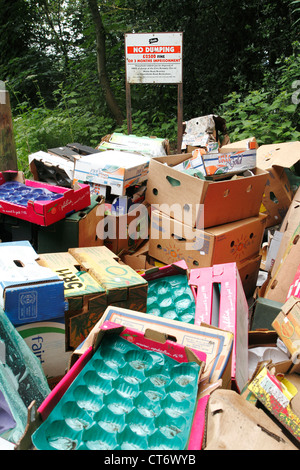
[1,115,300,451]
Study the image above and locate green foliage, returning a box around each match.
[11,84,115,177]
[219,46,300,144]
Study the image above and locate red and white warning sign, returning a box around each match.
[125,32,183,84]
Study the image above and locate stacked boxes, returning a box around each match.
[146,146,268,297]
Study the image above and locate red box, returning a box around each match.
[0,171,90,226]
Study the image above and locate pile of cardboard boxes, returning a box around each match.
[1,121,300,451]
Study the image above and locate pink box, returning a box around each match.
[37,320,207,450]
[189,262,249,393]
[286,264,300,300]
[0,171,90,226]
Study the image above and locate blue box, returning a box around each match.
[0,241,65,325]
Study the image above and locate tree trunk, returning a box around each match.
[87,0,125,126]
[0,91,18,171]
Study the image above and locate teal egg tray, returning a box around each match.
[146,275,196,324]
[32,333,200,450]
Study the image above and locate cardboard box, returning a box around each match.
[39,247,148,350]
[72,306,234,389]
[237,254,261,299]
[272,296,300,359]
[271,186,300,276]
[257,141,300,228]
[16,317,72,382]
[251,297,284,331]
[32,321,205,450]
[97,132,169,157]
[36,194,104,253]
[0,241,65,326]
[149,209,267,270]
[73,150,150,196]
[248,364,300,443]
[38,251,107,350]
[0,170,91,226]
[189,263,249,392]
[286,265,300,300]
[29,150,77,188]
[263,230,300,303]
[101,200,150,255]
[204,388,297,450]
[0,195,105,253]
[145,153,268,228]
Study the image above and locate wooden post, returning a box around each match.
[0,90,18,170]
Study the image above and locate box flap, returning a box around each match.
[257,141,300,170]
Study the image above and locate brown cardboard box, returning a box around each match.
[271,186,300,276]
[149,209,267,271]
[101,201,150,255]
[204,388,298,450]
[264,230,300,303]
[237,254,262,299]
[145,153,268,228]
[257,141,300,228]
[272,296,300,360]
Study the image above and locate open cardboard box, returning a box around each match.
[0,241,65,326]
[149,209,266,271]
[247,361,300,444]
[71,306,234,390]
[0,170,91,226]
[39,246,148,350]
[21,320,207,450]
[189,262,249,393]
[272,296,300,362]
[145,153,268,229]
[257,141,300,228]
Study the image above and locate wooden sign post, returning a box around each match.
[0,89,18,170]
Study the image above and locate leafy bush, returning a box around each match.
[219,46,300,144]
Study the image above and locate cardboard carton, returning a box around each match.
[248,364,300,443]
[101,200,150,255]
[145,153,268,228]
[0,170,91,226]
[149,209,266,270]
[271,186,300,276]
[286,265,300,300]
[263,230,300,303]
[73,149,150,196]
[204,388,298,450]
[251,297,284,331]
[36,194,104,253]
[71,306,234,389]
[39,247,148,350]
[0,241,65,326]
[272,296,300,360]
[32,321,205,450]
[29,150,77,188]
[237,254,261,299]
[97,132,169,157]
[257,141,300,227]
[189,263,249,392]
[16,317,72,383]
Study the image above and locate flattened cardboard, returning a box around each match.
[204,388,298,450]
[146,153,268,228]
[71,306,234,389]
[149,209,266,270]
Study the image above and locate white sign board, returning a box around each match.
[125,32,183,84]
